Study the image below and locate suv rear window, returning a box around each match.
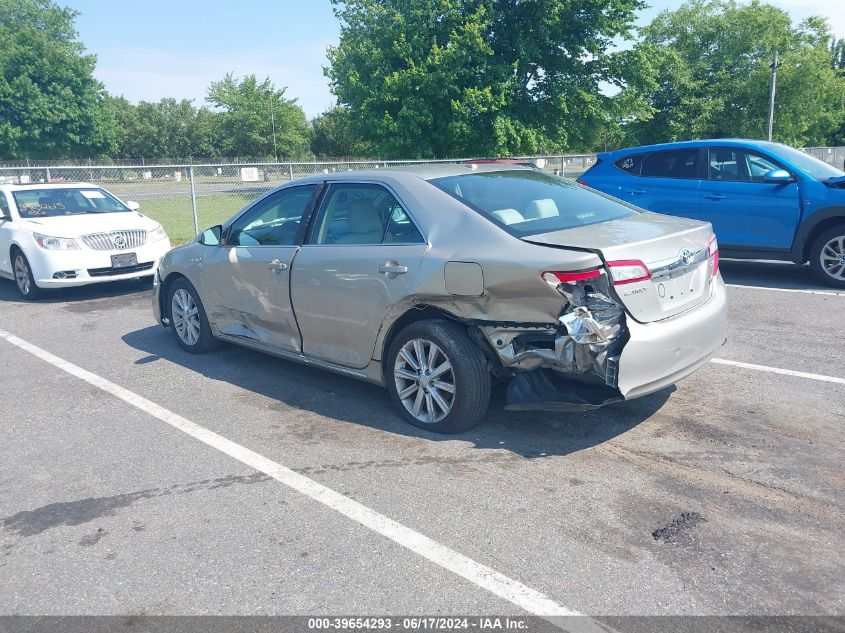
[640,149,700,179]
[430,170,636,237]
[614,154,644,175]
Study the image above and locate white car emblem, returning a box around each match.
[113,235,126,248]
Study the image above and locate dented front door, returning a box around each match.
[201,184,319,352]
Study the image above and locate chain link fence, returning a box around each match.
[0,156,596,244]
[1,147,839,245]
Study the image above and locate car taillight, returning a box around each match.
[708,234,719,276]
[606,260,651,285]
[542,269,602,287]
[576,179,588,186]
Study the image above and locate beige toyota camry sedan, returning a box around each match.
[153,165,727,433]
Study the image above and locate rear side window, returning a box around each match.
[430,170,636,237]
[614,154,644,175]
[640,150,700,179]
[0,194,10,217]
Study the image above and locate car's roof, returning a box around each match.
[0,182,99,191]
[606,139,787,157]
[294,163,534,185]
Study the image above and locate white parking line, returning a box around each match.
[726,283,844,297]
[0,328,608,631]
[711,358,845,385]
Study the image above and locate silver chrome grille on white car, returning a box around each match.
[81,230,147,251]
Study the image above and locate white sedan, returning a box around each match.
[0,183,172,299]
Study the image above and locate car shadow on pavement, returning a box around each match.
[0,277,153,304]
[123,325,673,459]
[719,259,835,292]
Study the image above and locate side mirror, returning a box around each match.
[763,169,793,184]
[126,200,141,211]
[198,225,223,246]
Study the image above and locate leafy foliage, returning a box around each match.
[206,74,310,160]
[627,0,845,147]
[326,0,651,158]
[0,0,117,159]
[311,106,373,157]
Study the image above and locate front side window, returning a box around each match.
[762,143,844,181]
[430,170,636,237]
[12,188,129,218]
[640,149,700,179]
[0,194,10,218]
[708,149,784,183]
[227,185,318,247]
[312,184,424,245]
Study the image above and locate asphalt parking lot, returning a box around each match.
[0,259,842,619]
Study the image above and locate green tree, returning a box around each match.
[629,0,845,146]
[311,106,372,157]
[206,73,310,159]
[0,0,117,159]
[326,0,651,158]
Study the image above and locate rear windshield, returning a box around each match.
[12,188,129,218]
[430,170,636,236]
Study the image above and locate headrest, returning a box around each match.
[524,199,559,219]
[347,199,382,234]
[491,209,524,225]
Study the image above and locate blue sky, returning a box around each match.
[66,0,845,119]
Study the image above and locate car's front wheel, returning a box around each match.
[167,278,219,353]
[12,250,41,301]
[809,226,845,289]
[386,319,490,434]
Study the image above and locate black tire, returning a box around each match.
[385,319,490,434]
[808,225,845,289]
[166,277,220,353]
[11,249,42,301]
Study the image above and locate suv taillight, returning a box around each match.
[606,260,651,285]
[708,235,719,276]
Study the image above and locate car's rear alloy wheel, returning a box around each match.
[167,278,219,353]
[13,252,40,300]
[386,319,490,434]
[810,226,845,288]
[394,338,456,424]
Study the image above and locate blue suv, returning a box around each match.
[578,139,845,287]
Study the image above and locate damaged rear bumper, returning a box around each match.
[479,277,727,411]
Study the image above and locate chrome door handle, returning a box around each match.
[378,262,408,276]
[267,259,288,272]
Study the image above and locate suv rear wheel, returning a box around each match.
[386,319,490,434]
[809,225,845,288]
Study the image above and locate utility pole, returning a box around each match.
[767,50,782,142]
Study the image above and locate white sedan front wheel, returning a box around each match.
[13,252,41,301]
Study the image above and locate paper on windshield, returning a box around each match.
[81,190,106,199]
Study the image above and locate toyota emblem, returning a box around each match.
[680,248,693,265]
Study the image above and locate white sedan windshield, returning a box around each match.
[13,188,129,218]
